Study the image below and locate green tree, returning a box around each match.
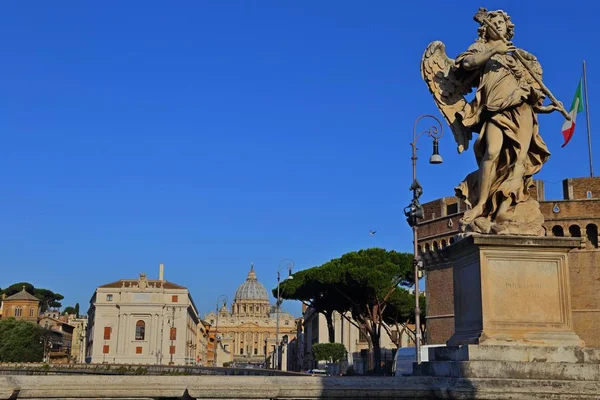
[279,248,414,374]
[0,319,51,362]
[63,306,77,315]
[312,343,347,364]
[317,248,413,374]
[33,288,64,312]
[74,303,80,317]
[3,282,35,297]
[275,264,350,343]
[383,289,426,347]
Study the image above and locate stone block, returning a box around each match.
[444,235,584,347]
[426,345,600,364]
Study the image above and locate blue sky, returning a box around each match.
[1,1,597,318]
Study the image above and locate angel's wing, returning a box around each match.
[421,41,473,154]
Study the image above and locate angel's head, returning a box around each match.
[477,10,515,42]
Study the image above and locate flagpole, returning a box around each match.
[583,60,594,177]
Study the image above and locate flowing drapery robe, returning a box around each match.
[454,41,551,218]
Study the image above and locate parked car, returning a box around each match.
[392,347,416,377]
[308,369,329,376]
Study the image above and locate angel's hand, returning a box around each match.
[554,101,565,112]
[534,102,563,114]
[494,42,517,55]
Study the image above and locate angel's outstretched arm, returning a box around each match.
[462,42,515,70]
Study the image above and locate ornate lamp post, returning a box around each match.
[404,114,444,365]
[213,294,228,367]
[275,258,294,370]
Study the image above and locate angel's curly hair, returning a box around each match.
[477,10,515,42]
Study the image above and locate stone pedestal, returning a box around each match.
[444,235,584,347]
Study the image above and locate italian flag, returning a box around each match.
[561,79,584,147]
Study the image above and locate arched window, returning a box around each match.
[135,320,145,340]
[552,225,564,237]
[14,307,22,317]
[586,224,599,248]
[433,241,439,250]
[569,225,582,238]
[441,239,447,248]
[29,307,34,317]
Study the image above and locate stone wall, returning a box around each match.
[568,250,600,347]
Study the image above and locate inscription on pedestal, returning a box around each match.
[487,258,562,325]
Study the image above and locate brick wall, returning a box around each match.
[424,267,454,345]
[563,177,600,200]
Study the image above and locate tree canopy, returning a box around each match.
[274,262,350,342]
[0,319,51,362]
[277,248,416,374]
[312,343,347,364]
[62,306,77,315]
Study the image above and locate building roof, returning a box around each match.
[98,279,186,289]
[39,315,75,329]
[4,288,40,302]
[234,264,270,302]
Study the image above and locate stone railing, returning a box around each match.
[3,374,598,399]
[0,375,440,399]
[0,363,303,377]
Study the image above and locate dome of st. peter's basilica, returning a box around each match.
[233,264,270,302]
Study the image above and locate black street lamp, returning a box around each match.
[275,258,294,370]
[214,295,228,367]
[404,114,444,365]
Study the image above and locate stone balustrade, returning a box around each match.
[2,374,600,399]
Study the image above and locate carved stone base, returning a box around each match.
[443,234,584,347]
[460,198,545,236]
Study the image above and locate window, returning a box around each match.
[446,203,458,215]
[103,345,110,354]
[104,326,111,340]
[569,225,582,238]
[136,347,142,354]
[587,224,599,248]
[14,307,22,317]
[170,327,177,341]
[254,348,258,355]
[172,295,178,303]
[240,347,244,355]
[135,320,145,340]
[106,294,113,302]
[552,225,564,237]
[29,308,34,317]
[169,346,176,355]
[359,327,368,343]
[587,191,593,199]
[210,319,214,324]
[285,320,289,325]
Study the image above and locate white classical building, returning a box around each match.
[87,265,200,365]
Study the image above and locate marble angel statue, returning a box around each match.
[421,8,569,235]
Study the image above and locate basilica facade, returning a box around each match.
[204,265,297,368]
